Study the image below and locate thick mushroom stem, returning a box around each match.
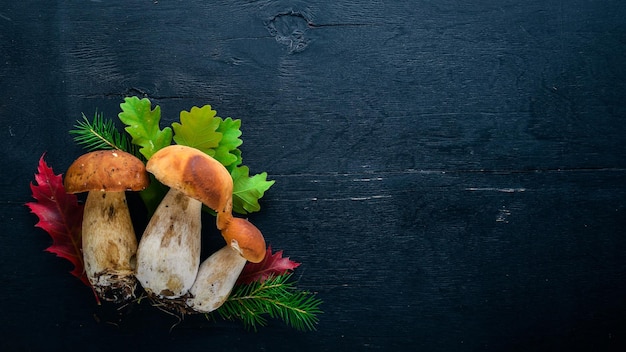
[82,190,138,302]
[135,187,202,299]
[186,241,248,313]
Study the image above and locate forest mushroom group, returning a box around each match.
[64,145,266,312]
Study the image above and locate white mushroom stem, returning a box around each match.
[82,191,138,302]
[135,187,202,299]
[186,241,247,313]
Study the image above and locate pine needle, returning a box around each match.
[70,111,138,156]
[215,274,323,331]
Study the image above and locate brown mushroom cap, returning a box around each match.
[146,145,234,213]
[64,150,149,193]
[221,218,266,263]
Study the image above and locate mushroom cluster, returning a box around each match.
[137,145,266,312]
[65,146,266,312]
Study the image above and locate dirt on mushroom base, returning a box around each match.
[144,291,197,318]
[92,269,137,303]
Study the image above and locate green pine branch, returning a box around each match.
[215,274,323,331]
[70,111,138,156]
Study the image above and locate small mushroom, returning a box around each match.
[186,217,266,313]
[64,150,149,302]
[220,217,266,264]
[136,145,234,299]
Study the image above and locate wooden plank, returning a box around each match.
[1,0,626,350]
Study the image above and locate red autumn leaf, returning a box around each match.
[25,154,98,302]
[237,245,301,284]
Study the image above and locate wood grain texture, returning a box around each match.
[1,0,626,351]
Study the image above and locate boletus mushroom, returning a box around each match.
[135,145,234,299]
[64,150,149,302]
[186,217,266,313]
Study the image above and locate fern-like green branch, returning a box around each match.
[70,111,137,155]
[215,274,323,331]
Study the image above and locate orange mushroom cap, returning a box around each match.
[146,145,234,214]
[221,218,266,263]
[64,150,149,193]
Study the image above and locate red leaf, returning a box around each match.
[237,245,301,284]
[25,154,98,302]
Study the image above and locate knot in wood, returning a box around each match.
[266,11,310,53]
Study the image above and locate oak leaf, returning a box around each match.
[213,117,243,168]
[118,96,173,160]
[172,105,222,153]
[231,166,275,214]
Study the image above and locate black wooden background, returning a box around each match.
[2,1,626,351]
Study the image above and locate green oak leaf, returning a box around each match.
[231,165,275,214]
[213,117,243,167]
[225,148,243,173]
[172,105,222,155]
[118,96,172,160]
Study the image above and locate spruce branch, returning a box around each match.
[70,111,138,156]
[215,274,323,331]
